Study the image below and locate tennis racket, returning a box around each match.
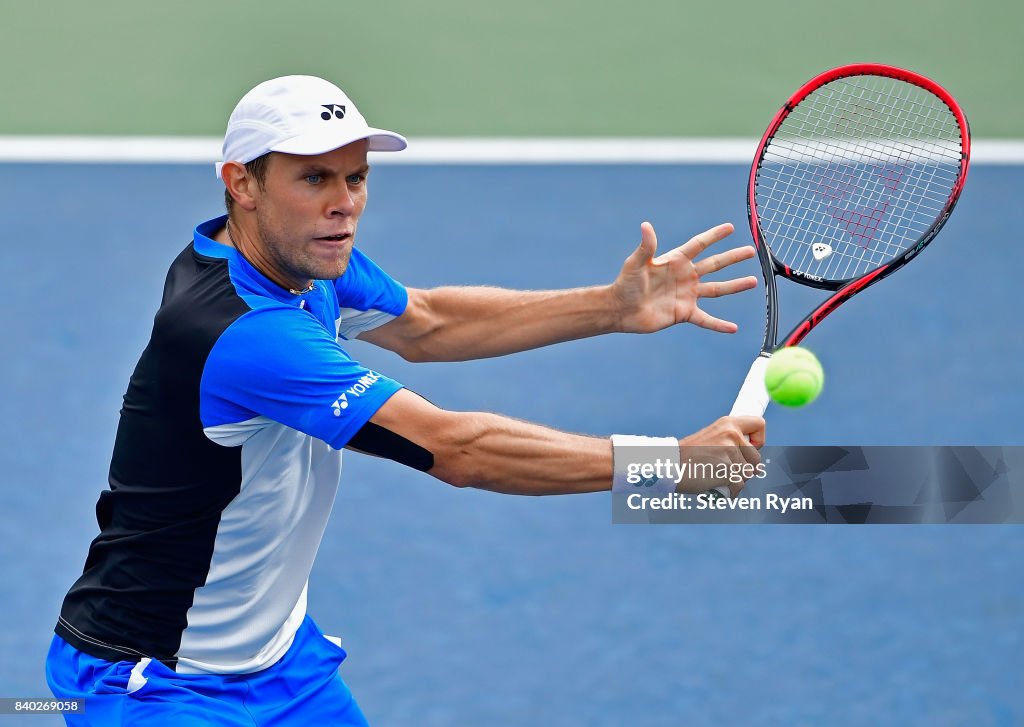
[711,63,971,498]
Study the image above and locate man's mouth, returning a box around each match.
[315,233,351,242]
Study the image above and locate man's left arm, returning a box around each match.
[359,221,757,362]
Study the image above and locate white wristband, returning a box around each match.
[610,435,681,494]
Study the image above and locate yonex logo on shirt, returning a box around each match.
[331,371,383,416]
[320,104,346,121]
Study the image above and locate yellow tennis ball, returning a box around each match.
[764,347,824,407]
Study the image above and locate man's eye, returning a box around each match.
[305,175,322,185]
[346,174,365,185]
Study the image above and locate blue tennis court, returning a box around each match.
[1,162,1021,725]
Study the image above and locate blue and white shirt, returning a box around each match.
[56,215,406,674]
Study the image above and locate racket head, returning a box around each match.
[748,64,970,294]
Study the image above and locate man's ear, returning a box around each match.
[221,161,259,212]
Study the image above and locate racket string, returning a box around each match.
[758,156,951,277]
[754,74,963,280]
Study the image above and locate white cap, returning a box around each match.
[215,75,407,178]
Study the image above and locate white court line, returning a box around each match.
[0,136,1022,165]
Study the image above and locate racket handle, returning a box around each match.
[729,353,772,418]
[710,354,772,498]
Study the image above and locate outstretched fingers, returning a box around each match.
[687,307,739,333]
[678,222,735,260]
[697,276,759,298]
[693,245,756,276]
[625,221,659,268]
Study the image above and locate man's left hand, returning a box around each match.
[612,221,758,334]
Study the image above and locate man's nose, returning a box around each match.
[328,183,355,216]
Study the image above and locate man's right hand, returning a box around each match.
[675,416,766,496]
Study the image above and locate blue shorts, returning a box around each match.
[45,616,369,726]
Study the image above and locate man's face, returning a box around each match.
[253,140,370,283]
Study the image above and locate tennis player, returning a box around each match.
[46,75,765,726]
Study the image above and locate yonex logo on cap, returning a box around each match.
[321,104,347,121]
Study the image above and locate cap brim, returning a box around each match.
[269,126,407,156]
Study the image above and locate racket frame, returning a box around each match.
[748,63,971,354]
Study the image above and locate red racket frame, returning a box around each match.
[748,63,971,352]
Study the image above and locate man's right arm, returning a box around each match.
[356,389,765,496]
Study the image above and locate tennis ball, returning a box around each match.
[764,347,824,407]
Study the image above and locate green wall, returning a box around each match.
[1,1,1018,136]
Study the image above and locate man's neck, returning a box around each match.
[212,222,233,248]
[221,218,312,294]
